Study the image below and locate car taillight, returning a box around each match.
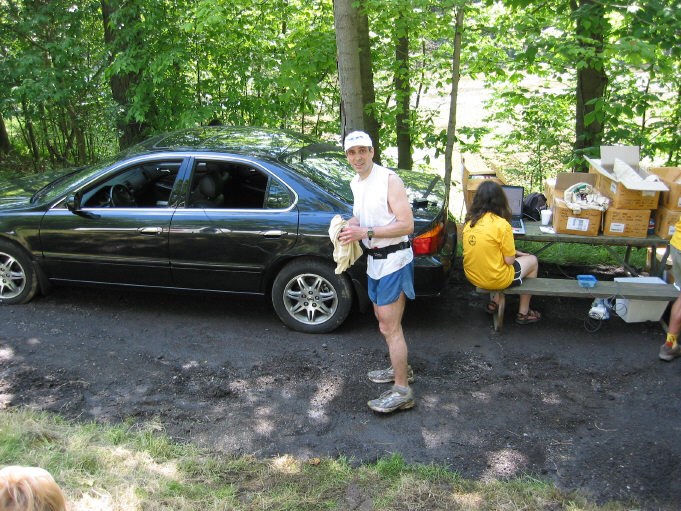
[412,222,444,256]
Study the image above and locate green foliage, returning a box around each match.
[599,3,681,164]
[1,0,117,164]
[470,0,681,188]
[487,84,574,190]
[1,0,679,175]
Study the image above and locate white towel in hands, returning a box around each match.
[328,215,363,274]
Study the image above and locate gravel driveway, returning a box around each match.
[1,265,679,510]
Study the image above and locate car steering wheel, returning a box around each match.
[109,184,136,207]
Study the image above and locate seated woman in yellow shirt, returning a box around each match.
[462,180,541,325]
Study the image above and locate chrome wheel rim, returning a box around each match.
[0,251,26,300]
[282,273,338,325]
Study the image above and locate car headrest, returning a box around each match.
[199,173,222,198]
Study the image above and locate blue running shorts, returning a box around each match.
[508,260,522,287]
[368,261,415,306]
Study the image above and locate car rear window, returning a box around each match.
[284,152,354,203]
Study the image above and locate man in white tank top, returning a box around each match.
[337,131,416,413]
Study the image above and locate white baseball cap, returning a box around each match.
[344,131,373,151]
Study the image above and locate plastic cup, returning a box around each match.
[540,209,552,225]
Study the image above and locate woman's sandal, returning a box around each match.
[516,309,542,325]
[486,301,499,315]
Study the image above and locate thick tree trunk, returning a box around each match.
[575,66,608,153]
[0,112,12,156]
[356,3,381,163]
[333,0,365,140]
[100,0,149,149]
[394,12,412,170]
[573,0,608,168]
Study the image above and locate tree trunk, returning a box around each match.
[443,6,465,213]
[0,112,12,156]
[573,0,608,167]
[333,0,365,140]
[21,99,40,162]
[356,2,381,163]
[100,0,149,149]
[394,12,412,170]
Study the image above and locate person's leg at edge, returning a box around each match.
[516,254,539,315]
[374,293,409,387]
[660,245,681,361]
[665,296,681,345]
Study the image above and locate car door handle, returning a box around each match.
[199,227,232,234]
[262,230,287,238]
[138,227,163,235]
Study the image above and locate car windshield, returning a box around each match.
[283,148,355,203]
[31,155,120,205]
[284,145,445,211]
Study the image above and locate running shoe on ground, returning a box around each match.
[367,386,415,413]
[367,365,414,384]
[659,343,681,361]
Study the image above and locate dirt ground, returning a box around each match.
[1,262,680,510]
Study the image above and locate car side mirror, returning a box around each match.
[65,193,81,212]
[65,193,99,219]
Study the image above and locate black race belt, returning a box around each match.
[366,241,411,259]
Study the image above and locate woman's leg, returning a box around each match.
[516,254,539,315]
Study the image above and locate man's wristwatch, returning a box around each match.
[367,227,374,240]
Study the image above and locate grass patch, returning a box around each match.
[514,240,649,269]
[456,237,649,270]
[0,408,636,510]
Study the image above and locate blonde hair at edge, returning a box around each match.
[0,466,67,511]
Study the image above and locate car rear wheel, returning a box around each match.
[272,259,354,334]
[0,240,38,305]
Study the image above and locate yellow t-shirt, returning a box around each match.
[462,212,516,290]
[671,218,681,251]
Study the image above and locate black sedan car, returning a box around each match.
[0,127,456,333]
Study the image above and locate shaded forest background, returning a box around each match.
[0,0,679,189]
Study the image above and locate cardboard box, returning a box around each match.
[649,167,681,211]
[464,176,505,210]
[462,153,497,176]
[554,199,601,236]
[461,154,505,210]
[602,208,650,238]
[613,276,669,323]
[585,146,667,210]
[550,172,602,236]
[654,206,681,239]
[551,172,598,200]
[544,178,556,207]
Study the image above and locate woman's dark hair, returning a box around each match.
[465,180,512,227]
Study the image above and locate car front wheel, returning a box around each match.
[272,259,354,334]
[0,240,38,305]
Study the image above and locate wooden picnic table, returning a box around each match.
[477,277,679,331]
[516,221,670,277]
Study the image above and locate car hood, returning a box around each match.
[0,170,65,209]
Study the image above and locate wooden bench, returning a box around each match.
[476,278,680,331]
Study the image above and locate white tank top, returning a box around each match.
[351,164,413,279]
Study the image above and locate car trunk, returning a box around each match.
[397,169,454,255]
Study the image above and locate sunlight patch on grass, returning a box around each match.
[271,455,302,475]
